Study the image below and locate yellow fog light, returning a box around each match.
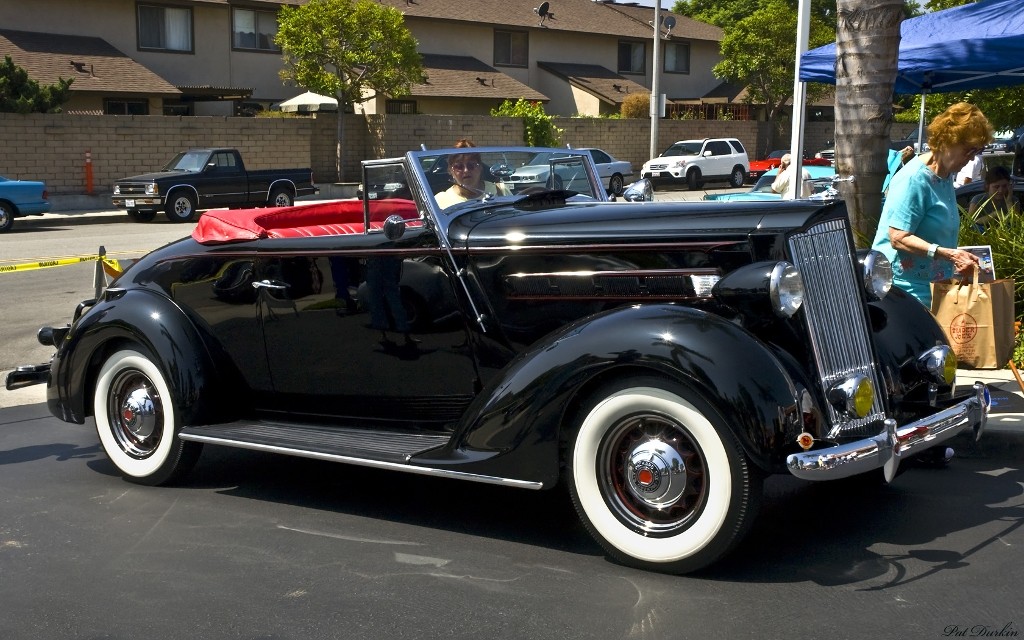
[852,378,875,417]
[828,374,874,418]
[943,351,958,384]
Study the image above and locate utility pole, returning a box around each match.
[649,1,662,161]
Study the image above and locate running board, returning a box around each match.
[178,421,544,490]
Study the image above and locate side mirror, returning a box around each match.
[383,214,407,240]
[621,179,653,202]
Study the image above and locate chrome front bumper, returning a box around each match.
[786,382,990,482]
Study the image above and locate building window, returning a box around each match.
[105,99,149,115]
[664,42,690,74]
[163,102,192,116]
[617,41,645,74]
[494,30,528,67]
[386,100,417,114]
[138,4,193,52]
[233,8,280,52]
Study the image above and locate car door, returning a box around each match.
[706,140,731,177]
[197,150,247,209]
[257,162,479,428]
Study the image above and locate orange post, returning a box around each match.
[84,149,94,195]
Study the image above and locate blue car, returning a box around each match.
[703,165,837,202]
[0,175,51,233]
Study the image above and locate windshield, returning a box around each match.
[163,150,209,172]
[661,142,702,157]
[419,148,599,211]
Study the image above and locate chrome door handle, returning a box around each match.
[251,279,288,291]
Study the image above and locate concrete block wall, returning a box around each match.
[0,113,314,195]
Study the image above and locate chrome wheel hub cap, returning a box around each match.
[120,388,157,439]
[624,438,687,508]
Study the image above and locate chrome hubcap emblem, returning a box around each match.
[624,439,687,509]
[120,388,157,440]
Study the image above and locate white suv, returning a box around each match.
[641,138,749,190]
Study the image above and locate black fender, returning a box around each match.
[48,288,228,425]
[417,304,805,487]
[868,285,954,403]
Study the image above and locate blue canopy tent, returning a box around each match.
[799,0,1024,145]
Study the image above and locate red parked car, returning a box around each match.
[747,150,832,183]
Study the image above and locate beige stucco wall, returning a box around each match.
[0,112,835,194]
[2,0,295,116]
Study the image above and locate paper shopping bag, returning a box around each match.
[931,272,1016,369]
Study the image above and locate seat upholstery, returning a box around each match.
[192,199,418,244]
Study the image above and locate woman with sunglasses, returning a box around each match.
[434,139,510,209]
[870,102,992,307]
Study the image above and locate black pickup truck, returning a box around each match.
[111,148,318,222]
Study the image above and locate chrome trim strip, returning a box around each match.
[177,434,545,490]
[786,382,989,481]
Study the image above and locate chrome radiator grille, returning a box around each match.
[787,218,886,437]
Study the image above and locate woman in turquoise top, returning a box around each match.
[871,102,991,307]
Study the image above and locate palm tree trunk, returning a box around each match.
[834,0,904,246]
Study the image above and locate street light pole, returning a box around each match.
[650,1,662,161]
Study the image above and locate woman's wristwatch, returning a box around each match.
[927,243,940,258]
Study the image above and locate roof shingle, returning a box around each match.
[415,54,547,101]
[0,29,180,96]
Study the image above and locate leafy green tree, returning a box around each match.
[0,56,72,113]
[275,0,423,181]
[711,0,835,148]
[674,0,841,30]
[491,99,562,147]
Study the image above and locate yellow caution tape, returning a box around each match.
[0,255,124,275]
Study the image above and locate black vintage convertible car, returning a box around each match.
[7,146,991,574]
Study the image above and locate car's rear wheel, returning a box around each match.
[729,166,746,188]
[0,201,14,233]
[127,209,157,223]
[609,173,625,196]
[93,348,202,486]
[566,377,761,574]
[687,169,703,190]
[269,187,293,208]
[165,192,197,223]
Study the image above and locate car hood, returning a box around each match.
[449,200,842,249]
[116,170,193,182]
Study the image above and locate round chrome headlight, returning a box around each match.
[769,262,804,317]
[861,250,893,301]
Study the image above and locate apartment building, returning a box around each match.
[0,0,727,117]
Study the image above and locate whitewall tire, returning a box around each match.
[93,349,201,485]
[567,377,761,574]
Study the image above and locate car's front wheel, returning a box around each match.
[93,349,202,486]
[687,168,703,190]
[609,173,624,196]
[0,201,14,233]
[165,192,197,223]
[566,377,761,574]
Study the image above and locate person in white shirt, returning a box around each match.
[954,150,983,188]
[770,153,813,197]
[434,139,510,209]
